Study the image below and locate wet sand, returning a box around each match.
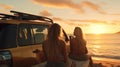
[93,58,120,67]
[32,56,120,67]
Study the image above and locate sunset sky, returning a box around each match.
[0,0,120,34]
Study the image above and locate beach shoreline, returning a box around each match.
[92,57,120,67]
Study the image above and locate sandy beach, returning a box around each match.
[93,58,120,67]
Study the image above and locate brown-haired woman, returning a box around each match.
[42,23,68,67]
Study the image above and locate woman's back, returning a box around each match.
[68,27,93,67]
[69,37,87,57]
[42,39,67,62]
[42,23,67,67]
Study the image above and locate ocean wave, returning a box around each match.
[92,54,120,60]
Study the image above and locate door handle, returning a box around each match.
[33,49,40,53]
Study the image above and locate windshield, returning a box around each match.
[0,23,17,49]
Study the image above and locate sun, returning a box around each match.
[89,24,107,34]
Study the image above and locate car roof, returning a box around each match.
[0,10,53,25]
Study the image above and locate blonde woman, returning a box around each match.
[68,27,93,67]
[42,23,68,67]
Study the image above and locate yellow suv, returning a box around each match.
[0,11,69,67]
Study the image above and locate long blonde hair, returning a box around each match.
[73,27,87,54]
[74,27,84,39]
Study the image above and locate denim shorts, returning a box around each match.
[68,57,89,67]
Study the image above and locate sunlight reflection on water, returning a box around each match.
[85,34,120,60]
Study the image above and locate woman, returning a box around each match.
[68,27,93,67]
[42,23,68,67]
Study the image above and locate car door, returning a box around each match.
[30,24,69,63]
[16,23,36,67]
[30,24,49,63]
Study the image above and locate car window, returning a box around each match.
[31,24,48,44]
[18,23,34,46]
[0,23,17,49]
[18,23,49,46]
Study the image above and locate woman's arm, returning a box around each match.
[84,40,88,54]
[61,41,67,63]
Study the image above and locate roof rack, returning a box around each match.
[0,13,19,19]
[0,10,53,24]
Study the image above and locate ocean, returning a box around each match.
[85,34,120,61]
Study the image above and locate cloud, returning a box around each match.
[70,19,107,23]
[65,21,89,26]
[50,16,85,26]
[0,4,13,10]
[81,1,106,14]
[32,0,108,14]
[32,0,85,13]
[32,0,71,8]
[52,17,63,21]
[51,16,111,26]
[110,13,120,16]
[40,10,52,16]
[51,16,118,26]
[112,20,120,23]
[112,20,120,25]
[67,19,120,26]
[0,4,13,14]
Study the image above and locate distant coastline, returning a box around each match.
[85,31,120,35]
[115,31,120,34]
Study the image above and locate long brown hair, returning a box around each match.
[47,23,62,41]
[47,23,62,56]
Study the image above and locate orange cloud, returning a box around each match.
[70,19,106,23]
[32,0,109,14]
[0,4,13,10]
[52,17,63,21]
[81,1,106,14]
[40,10,52,16]
[110,13,120,16]
[32,0,85,13]
[68,19,119,26]
[52,17,89,26]
[65,21,89,26]
[51,16,111,26]
[112,20,120,23]
[32,0,70,8]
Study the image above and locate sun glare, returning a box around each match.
[89,24,107,34]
